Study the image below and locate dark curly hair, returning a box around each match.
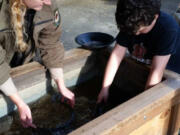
[115,0,161,35]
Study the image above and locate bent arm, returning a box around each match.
[0,45,25,104]
[37,22,64,69]
[0,45,26,108]
[145,55,171,89]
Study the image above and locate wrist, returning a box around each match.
[55,78,66,90]
[9,93,26,108]
[16,101,26,109]
[101,86,110,92]
[49,68,63,80]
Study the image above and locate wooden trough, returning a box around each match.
[68,50,180,135]
[0,48,180,135]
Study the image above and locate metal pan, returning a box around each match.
[75,32,115,49]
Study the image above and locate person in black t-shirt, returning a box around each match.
[97,0,180,103]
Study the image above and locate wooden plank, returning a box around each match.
[69,78,180,135]
[102,81,180,135]
[10,48,93,78]
[9,48,95,90]
[129,108,171,135]
[13,69,46,91]
[8,62,46,93]
[168,99,180,135]
[64,52,96,73]
[10,62,45,78]
[102,96,175,135]
[64,48,92,63]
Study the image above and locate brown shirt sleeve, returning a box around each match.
[37,23,65,69]
[0,45,11,85]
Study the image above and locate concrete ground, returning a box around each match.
[56,0,179,50]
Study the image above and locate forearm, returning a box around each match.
[102,45,126,89]
[102,56,121,89]
[145,69,163,89]
[0,78,18,96]
[0,77,25,108]
[9,93,26,109]
[145,55,170,90]
[49,67,75,106]
[49,68,65,89]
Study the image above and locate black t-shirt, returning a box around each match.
[116,11,180,67]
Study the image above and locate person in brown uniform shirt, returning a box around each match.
[0,0,75,128]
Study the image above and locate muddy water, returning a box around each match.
[0,77,142,135]
[0,78,103,135]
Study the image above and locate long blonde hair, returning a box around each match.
[10,0,28,52]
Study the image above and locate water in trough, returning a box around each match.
[0,76,143,135]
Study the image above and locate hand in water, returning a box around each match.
[59,87,75,108]
[18,103,36,128]
[97,88,109,103]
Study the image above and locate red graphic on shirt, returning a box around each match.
[132,43,147,59]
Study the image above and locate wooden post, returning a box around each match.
[168,100,180,135]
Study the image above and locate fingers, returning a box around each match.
[70,96,75,108]
[30,123,37,128]
[26,116,36,128]
[61,96,65,103]
[70,93,75,108]
[21,117,31,128]
[97,91,104,104]
[20,111,36,128]
[21,120,28,128]
[60,90,75,108]
[97,95,102,104]
[21,117,36,128]
[97,91,108,104]
[64,93,75,108]
[26,108,36,128]
[20,113,28,128]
